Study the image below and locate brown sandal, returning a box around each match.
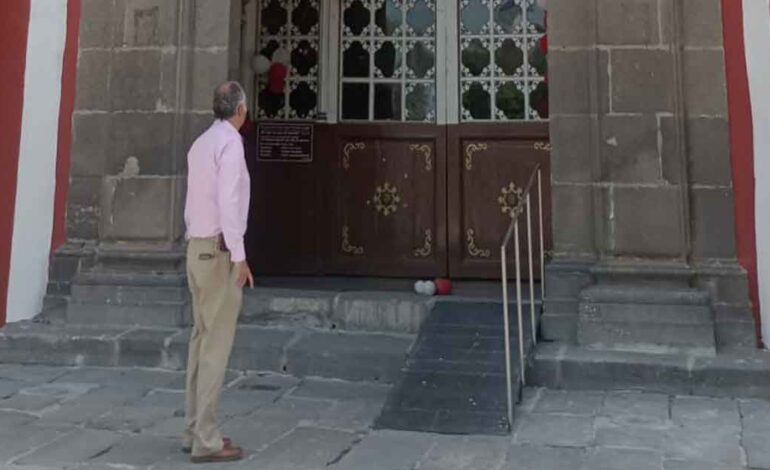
[182,437,232,454]
[190,444,243,464]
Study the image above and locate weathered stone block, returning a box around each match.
[601,114,660,183]
[608,186,684,257]
[332,430,435,470]
[682,0,724,48]
[611,50,674,113]
[332,292,430,334]
[250,427,358,470]
[597,0,660,46]
[533,389,604,415]
[241,288,332,327]
[227,327,296,372]
[101,176,175,241]
[0,325,119,367]
[159,50,179,110]
[665,424,742,466]
[110,50,162,111]
[541,312,578,343]
[76,50,111,111]
[687,118,731,185]
[90,434,178,466]
[659,114,678,183]
[695,269,750,306]
[551,184,595,255]
[715,320,756,352]
[195,0,232,47]
[110,112,175,175]
[286,332,413,383]
[118,328,179,367]
[191,50,229,112]
[544,260,594,300]
[683,50,727,116]
[115,0,178,47]
[66,177,102,240]
[80,0,115,48]
[67,302,187,328]
[583,448,662,470]
[691,187,737,260]
[548,0,596,47]
[505,445,586,470]
[550,116,595,183]
[514,414,594,447]
[71,114,109,177]
[595,421,666,451]
[671,396,740,429]
[548,50,592,115]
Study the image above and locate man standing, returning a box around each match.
[182,81,253,464]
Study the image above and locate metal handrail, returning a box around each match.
[500,163,545,430]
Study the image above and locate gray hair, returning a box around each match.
[212,81,246,120]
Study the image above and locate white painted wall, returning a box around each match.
[743,0,770,343]
[5,0,67,322]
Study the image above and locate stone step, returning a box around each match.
[576,319,717,357]
[0,322,413,384]
[63,286,539,333]
[530,342,770,399]
[580,285,710,306]
[576,285,716,357]
[579,302,712,325]
[66,301,189,328]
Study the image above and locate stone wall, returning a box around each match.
[548,0,733,262]
[68,0,237,249]
[544,0,754,347]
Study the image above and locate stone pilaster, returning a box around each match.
[543,0,755,350]
[50,0,240,325]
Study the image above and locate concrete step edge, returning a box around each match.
[530,343,770,399]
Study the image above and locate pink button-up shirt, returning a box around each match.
[184,120,250,262]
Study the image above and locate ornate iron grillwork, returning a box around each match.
[459,0,548,122]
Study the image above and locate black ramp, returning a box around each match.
[374,301,535,435]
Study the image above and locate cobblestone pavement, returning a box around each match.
[0,364,767,470]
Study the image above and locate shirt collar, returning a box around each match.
[214,119,240,136]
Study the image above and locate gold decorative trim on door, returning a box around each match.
[466,229,491,258]
[371,182,401,216]
[464,143,488,171]
[498,182,524,219]
[409,144,433,171]
[341,225,364,255]
[342,142,365,170]
[413,229,433,258]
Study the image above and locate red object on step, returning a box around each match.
[434,278,452,296]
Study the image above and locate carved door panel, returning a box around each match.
[328,125,447,277]
[448,123,551,279]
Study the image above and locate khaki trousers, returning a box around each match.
[183,237,242,457]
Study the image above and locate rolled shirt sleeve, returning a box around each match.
[217,139,249,262]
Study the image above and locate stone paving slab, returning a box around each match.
[16,428,123,467]
[331,430,434,470]
[247,427,359,469]
[419,435,509,470]
[2,365,770,470]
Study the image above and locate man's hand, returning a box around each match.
[235,261,254,288]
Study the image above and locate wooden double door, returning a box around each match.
[245,121,550,279]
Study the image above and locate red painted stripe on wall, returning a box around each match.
[0,0,32,327]
[51,0,81,251]
[722,0,761,345]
